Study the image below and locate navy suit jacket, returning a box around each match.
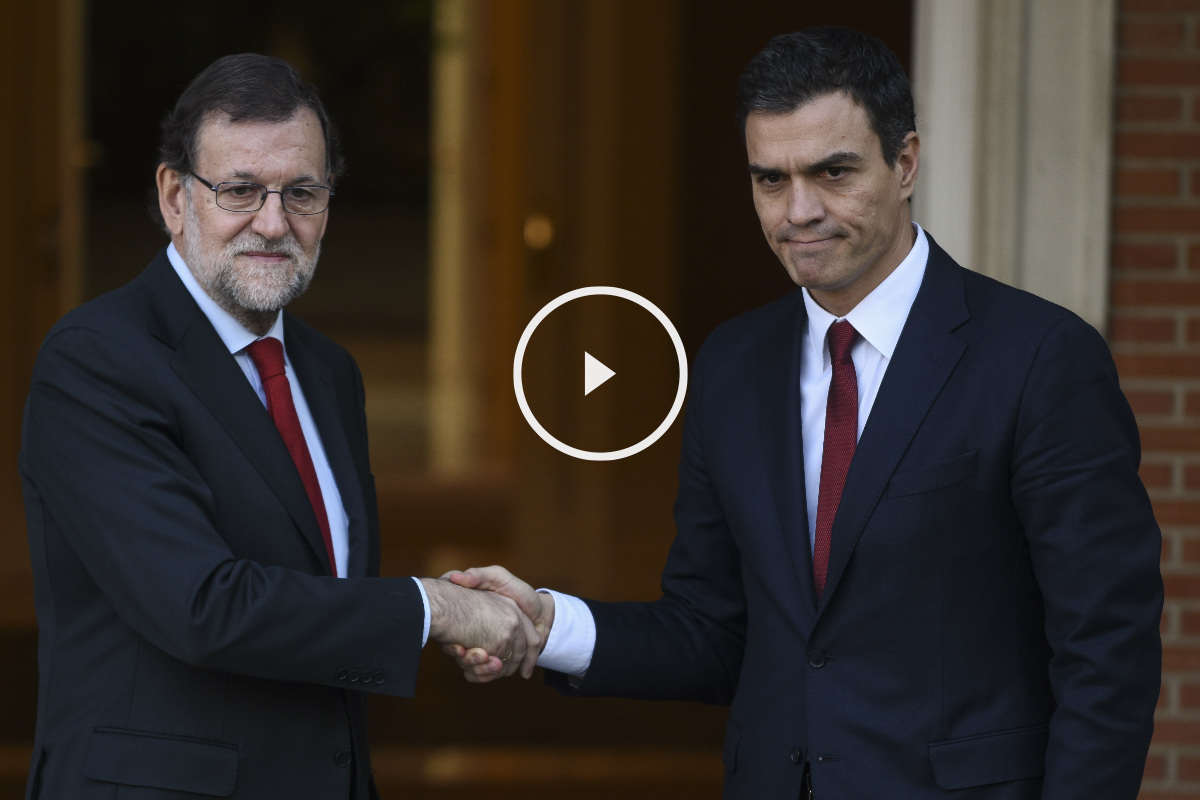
[21,249,425,799]
[551,237,1163,798]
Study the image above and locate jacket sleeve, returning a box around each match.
[1011,315,1162,798]
[21,324,426,697]
[546,336,746,704]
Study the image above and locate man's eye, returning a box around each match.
[759,173,783,185]
[224,185,258,197]
[826,166,847,179]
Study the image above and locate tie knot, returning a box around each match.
[246,337,287,379]
[827,320,857,364]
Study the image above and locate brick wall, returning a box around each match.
[1110,1,1200,796]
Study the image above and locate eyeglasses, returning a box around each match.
[190,173,333,215]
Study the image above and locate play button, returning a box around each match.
[584,352,615,396]
[513,286,688,461]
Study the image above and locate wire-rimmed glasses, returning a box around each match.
[190,173,333,215]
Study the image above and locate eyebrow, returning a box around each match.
[229,169,324,185]
[748,150,866,177]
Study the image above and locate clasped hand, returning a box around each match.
[421,566,553,682]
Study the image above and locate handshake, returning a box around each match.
[420,566,555,682]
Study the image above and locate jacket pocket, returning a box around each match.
[888,450,978,497]
[83,726,238,797]
[928,724,1048,790]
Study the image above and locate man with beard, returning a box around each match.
[19,54,539,800]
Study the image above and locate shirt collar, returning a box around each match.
[167,241,285,354]
[802,222,929,366]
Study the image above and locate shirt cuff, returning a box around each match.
[535,589,595,677]
[412,576,431,647]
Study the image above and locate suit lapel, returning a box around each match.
[286,318,370,578]
[142,252,336,575]
[757,293,820,624]
[817,239,970,613]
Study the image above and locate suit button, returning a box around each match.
[373,672,387,685]
[334,749,352,767]
[808,650,826,668]
[360,669,374,683]
[336,668,348,681]
[790,747,803,764]
[348,670,361,682]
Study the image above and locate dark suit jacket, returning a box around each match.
[551,237,1163,799]
[20,249,425,799]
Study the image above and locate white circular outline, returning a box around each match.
[513,286,689,462]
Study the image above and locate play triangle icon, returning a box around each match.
[584,352,615,396]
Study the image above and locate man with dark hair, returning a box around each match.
[21,53,539,799]
[445,26,1163,799]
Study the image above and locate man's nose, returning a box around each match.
[250,192,291,240]
[786,181,825,226]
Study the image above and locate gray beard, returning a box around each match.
[182,198,320,324]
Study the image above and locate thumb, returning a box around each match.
[444,570,482,589]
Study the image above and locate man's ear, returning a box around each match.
[156,164,187,239]
[896,132,919,202]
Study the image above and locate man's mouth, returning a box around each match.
[239,250,292,261]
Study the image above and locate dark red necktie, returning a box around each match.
[813,320,858,597]
[246,337,337,576]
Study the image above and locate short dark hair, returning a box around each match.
[157,53,345,183]
[735,26,916,167]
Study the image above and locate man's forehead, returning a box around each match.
[745,94,881,162]
[193,108,327,176]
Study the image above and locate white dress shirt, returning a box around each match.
[538,224,930,676]
[168,243,433,642]
[168,243,352,577]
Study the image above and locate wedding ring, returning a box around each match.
[502,652,513,663]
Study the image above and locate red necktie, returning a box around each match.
[813,320,858,597]
[246,337,337,576]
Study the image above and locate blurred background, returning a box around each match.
[2,0,1197,797]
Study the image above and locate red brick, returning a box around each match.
[1150,717,1200,745]
[1191,244,1200,271]
[1181,608,1200,635]
[1116,94,1185,123]
[1179,753,1200,781]
[1181,681,1200,709]
[1113,207,1200,235]
[1116,168,1183,197]
[1184,462,1200,486]
[1122,0,1200,12]
[1141,426,1200,451]
[1120,19,1189,51]
[1164,570,1200,595]
[1113,242,1179,270]
[1140,461,1174,487]
[1113,353,1200,378]
[1191,169,1200,199]
[1129,389,1177,414]
[1119,57,1200,86]
[1115,131,1200,159]
[1112,279,1200,306]
[1153,499,1200,524]
[1143,752,1168,781]
[1186,320,1200,341]
[1183,536,1200,563]
[1112,317,1178,342]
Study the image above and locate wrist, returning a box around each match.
[534,590,556,650]
[420,577,460,642]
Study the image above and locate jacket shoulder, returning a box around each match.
[698,290,803,362]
